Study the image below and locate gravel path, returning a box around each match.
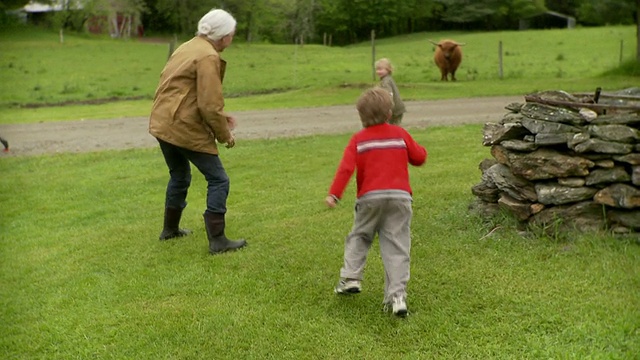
[0,96,522,156]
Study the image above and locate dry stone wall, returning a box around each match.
[470,89,640,234]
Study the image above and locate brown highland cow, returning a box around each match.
[429,39,465,81]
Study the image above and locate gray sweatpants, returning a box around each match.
[339,193,412,304]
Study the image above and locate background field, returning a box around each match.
[0,26,639,358]
[0,25,637,123]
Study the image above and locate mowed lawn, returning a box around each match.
[1,124,639,359]
[0,25,637,123]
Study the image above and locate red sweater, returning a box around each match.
[328,123,427,199]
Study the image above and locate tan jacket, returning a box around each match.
[149,36,232,154]
[380,75,406,117]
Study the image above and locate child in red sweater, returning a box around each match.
[325,87,427,317]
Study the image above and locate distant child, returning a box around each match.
[325,87,427,317]
[375,58,406,125]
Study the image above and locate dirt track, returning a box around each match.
[0,96,522,157]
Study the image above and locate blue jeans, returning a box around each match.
[157,139,229,214]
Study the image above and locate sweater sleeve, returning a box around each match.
[328,136,358,199]
[404,132,427,166]
[196,55,232,144]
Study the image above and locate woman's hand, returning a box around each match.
[226,135,235,148]
[227,116,237,131]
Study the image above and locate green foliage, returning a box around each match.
[0,0,29,10]
[602,58,640,76]
[429,0,547,28]
[576,0,637,26]
[1,126,639,358]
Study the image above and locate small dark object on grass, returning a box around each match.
[0,136,8,152]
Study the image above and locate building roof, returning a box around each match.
[23,0,84,13]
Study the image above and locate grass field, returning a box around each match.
[1,125,639,358]
[1,25,639,358]
[0,25,637,123]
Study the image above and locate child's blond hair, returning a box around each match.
[375,58,394,74]
[356,87,393,127]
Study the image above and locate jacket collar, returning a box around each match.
[196,36,227,82]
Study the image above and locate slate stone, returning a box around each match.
[482,122,530,146]
[608,210,640,229]
[590,113,640,126]
[530,90,580,103]
[478,158,499,172]
[471,175,500,203]
[505,102,524,113]
[485,163,537,202]
[567,132,591,148]
[501,139,539,152]
[558,177,586,187]
[535,183,598,205]
[613,153,640,165]
[520,102,584,125]
[579,108,598,122]
[633,166,640,186]
[521,118,582,135]
[508,148,594,180]
[468,200,502,218]
[571,138,633,155]
[490,145,510,165]
[501,112,524,124]
[535,133,572,146]
[498,194,532,221]
[585,167,631,186]
[586,125,640,143]
[593,184,640,209]
[529,201,606,232]
[593,159,615,168]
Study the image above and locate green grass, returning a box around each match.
[1,125,639,358]
[0,25,637,124]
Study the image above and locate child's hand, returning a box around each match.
[325,195,337,208]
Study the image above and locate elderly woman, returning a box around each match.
[149,9,246,254]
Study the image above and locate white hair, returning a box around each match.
[196,9,236,41]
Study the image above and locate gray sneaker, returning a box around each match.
[334,279,361,294]
[391,296,408,317]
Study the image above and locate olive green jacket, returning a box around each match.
[380,75,406,117]
[149,36,232,155]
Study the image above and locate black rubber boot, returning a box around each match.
[203,212,246,254]
[159,207,191,240]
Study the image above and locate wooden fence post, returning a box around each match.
[371,30,376,81]
[498,40,503,79]
[619,40,624,65]
[168,34,177,60]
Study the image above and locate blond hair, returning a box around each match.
[375,58,394,74]
[356,87,393,127]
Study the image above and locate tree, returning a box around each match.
[0,0,29,27]
[0,0,29,10]
[434,0,546,29]
[576,0,636,26]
